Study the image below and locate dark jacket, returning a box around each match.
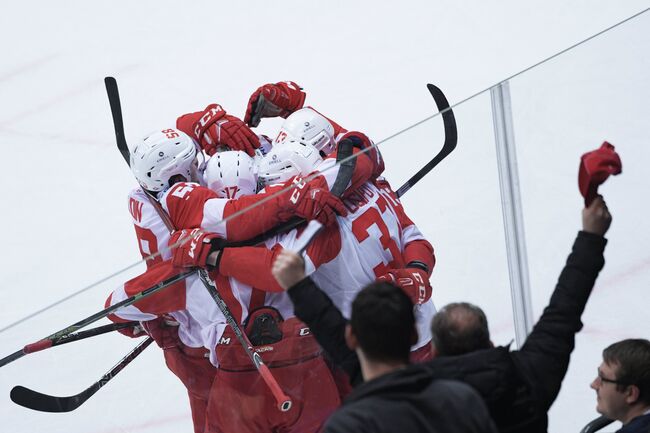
[324,365,497,433]
[288,231,607,433]
[617,413,650,433]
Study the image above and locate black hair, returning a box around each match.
[350,282,416,363]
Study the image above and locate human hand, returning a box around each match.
[582,195,612,236]
[272,249,306,290]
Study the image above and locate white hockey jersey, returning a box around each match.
[254,179,436,350]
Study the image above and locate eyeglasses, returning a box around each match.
[596,371,628,386]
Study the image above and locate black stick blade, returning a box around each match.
[10,384,99,413]
[395,83,458,198]
[104,76,130,166]
[10,338,152,413]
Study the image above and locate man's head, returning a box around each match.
[346,282,417,365]
[274,107,337,156]
[204,150,258,199]
[430,302,492,356]
[591,339,650,423]
[130,128,201,193]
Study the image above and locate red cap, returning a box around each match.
[578,141,622,206]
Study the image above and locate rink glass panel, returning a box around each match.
[507,13,650,433]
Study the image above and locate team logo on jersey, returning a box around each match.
[219,336,231,345]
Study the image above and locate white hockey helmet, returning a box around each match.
[258,139,323,186]
[130,128,199,192]
[204,150,258,199]
[274,108,337,156]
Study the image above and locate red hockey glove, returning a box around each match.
[141,316,181,350]
[277,176,348,226]
[192,103,259,156]
[377,268,432,305]
[244,81,306,127]
[169,228,224,269]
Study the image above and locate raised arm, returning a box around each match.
[513,196,611,410]
[272,250,363,385]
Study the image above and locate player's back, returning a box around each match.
[302,181,436,349]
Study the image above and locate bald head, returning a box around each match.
[430,302,492,356]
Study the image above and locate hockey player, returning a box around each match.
[197,151,342,433]
[112,149,344,433]
[115,126,347,432]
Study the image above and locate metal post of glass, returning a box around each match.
[490,81,535,348]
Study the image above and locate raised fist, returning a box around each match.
[191,104,259,156]
[582,195,612,236]
[278,176,347,226]
[169,228,223,269]
[245,81,306,127]
[377,268,432,305]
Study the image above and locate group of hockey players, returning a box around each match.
[106,81,437,432]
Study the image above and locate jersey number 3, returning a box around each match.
[351,206,403,277]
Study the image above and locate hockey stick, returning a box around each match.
[198,270,293,412]
[105,77,130,165]
[10,337,153,412]
[396,83,457,198]
[0,270,192,368]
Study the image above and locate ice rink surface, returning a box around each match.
[1,1,649,432]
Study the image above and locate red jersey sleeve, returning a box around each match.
[220,190,293,241]
[218,245,284,292]
[162,182,219,230]
[105,260,187,323]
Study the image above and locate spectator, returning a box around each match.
[590,339,650,432]
[275,258,497,433]
[272,195,612,433]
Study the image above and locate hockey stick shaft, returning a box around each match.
[11,337,153,412]
[198,270,292,412]
[0,270,193,368]
[23,321,139,354]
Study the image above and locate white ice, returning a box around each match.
[1,1,649,432]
